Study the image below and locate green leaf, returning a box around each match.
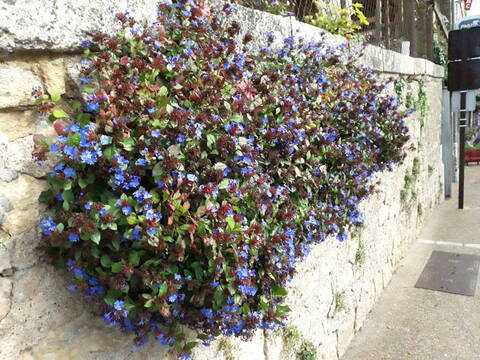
[207,134,216,148]
[38,189,54,203]
[152,162,164,177]
[91,231,101,245]
[103,146,115,160]
[184,342,198,350]
[50,92,61,103]
[159,282,168,296]
[83,86,95,94]
[127,215,138,225]
[166,104,174,114]
[111,262,123,273]
[159,86,169,96]
[78,178,88,189]
[62,190,74,203]
[100,255,112,268]
[129,251,141,266]
[56,223,64,232]
[218,179,230,190]
[271,284,288,296]
[52,108,68,119]
[213,287,224,307]
[226,217,235,232]
[71,133,81,146]
[120,137,135,151]
[229,114,243,123]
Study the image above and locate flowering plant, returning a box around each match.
[33,0,409,358]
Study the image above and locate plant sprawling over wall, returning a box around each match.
[33,0,409,358]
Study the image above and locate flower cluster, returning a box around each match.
[33,0,409,358]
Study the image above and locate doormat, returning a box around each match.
[415,251,480,296]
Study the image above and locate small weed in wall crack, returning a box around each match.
[400,158,420,207]
[334,291,347,313]
[278,325,318,360]
[355,240,366,266]
[218,338,237,360]
[417,203,423,217]
[416,81,428,127]
[394,78,406,105]
[298,341,318,360]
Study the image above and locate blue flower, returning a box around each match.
[186,174,197,182]
[147,227,157,236]
[86,101,100,112]
[63,145,77,159]
[201,308,213,319]
[73,268,87,277]
[156,333,175,346]
[80,149,97,165]
[63,167,76,178]
[136,158,147,166]
[122,206,132,216]
[100,135,111,145]
[80,76,90,84]
[114,300,125,311]
[239,284,257,296]
[177,134,186,143]
[151,130,161,138]
[54,163,65,172]
[67,285,77,292]
[133,188,152,202]
[68,233,80,242]
[40,217,57,236]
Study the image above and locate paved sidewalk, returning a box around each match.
[342,166,480,360]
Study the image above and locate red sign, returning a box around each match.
[465,0,473,11]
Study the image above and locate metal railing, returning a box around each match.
[239,0,453,61]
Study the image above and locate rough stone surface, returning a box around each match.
[0,175,49,236]
[0,278,12,322]
[0,62,41,109]
[0,0,158,54]
[0,2,445,360]
[37,57,67,95]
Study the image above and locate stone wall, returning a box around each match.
[0,2,444,360]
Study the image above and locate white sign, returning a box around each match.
[455,15,480,30]
[451,90,477,112]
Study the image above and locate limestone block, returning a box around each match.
[359,45,384,72]
[382,49,415,75]
[0,62,40,109]
[0,242,12,274]
[12,229,41,270]
[0,175,48,236]
[0,110,44,141]
[413,58,427,76]
[38,58,67,95]
[0,277,12,321]
[233,5,291,53]
[0,0,159,54]
[4,135,54,178]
